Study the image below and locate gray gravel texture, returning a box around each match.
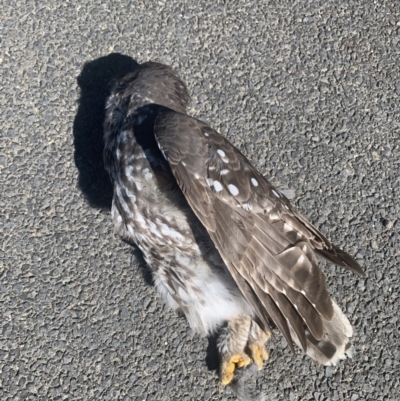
[1,1,399,400]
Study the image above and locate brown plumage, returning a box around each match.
[155,109,363,340]
[103,62,364,392]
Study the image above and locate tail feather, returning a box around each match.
[290,300,354,366]
[315,245,365,277]
[230,301,353,399]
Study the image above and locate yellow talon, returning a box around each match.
[231,354,251,368]
[248,343,269,370]
[220,353,251,385]
[263,330,271,342]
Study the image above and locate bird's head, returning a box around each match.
[109,61,190,115]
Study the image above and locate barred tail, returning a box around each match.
[290,300,354,365]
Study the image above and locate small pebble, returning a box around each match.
[382,219,393,229]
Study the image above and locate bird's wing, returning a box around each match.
[154,110,363,351]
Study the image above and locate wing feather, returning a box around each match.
[249,282,296,352]
[154,110,363,351]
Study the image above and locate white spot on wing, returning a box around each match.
[272,189,280,198]
[214,180,223,192]
[228,184,239,196]
[204,132,210,137]
[217,149,226,157]
[206,178,214,187]
[242,203,252,211]
[220,169,229,175]
[251,178,258,187]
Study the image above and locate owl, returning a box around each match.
[103,62,364,387]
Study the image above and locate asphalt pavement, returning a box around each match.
[1,1,399,400]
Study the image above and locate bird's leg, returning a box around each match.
[246,319,271,370]
[217,316,252,385]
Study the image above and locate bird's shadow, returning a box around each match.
[73,53,153,286]
[206,333,220,372]
[73,53,138,210]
